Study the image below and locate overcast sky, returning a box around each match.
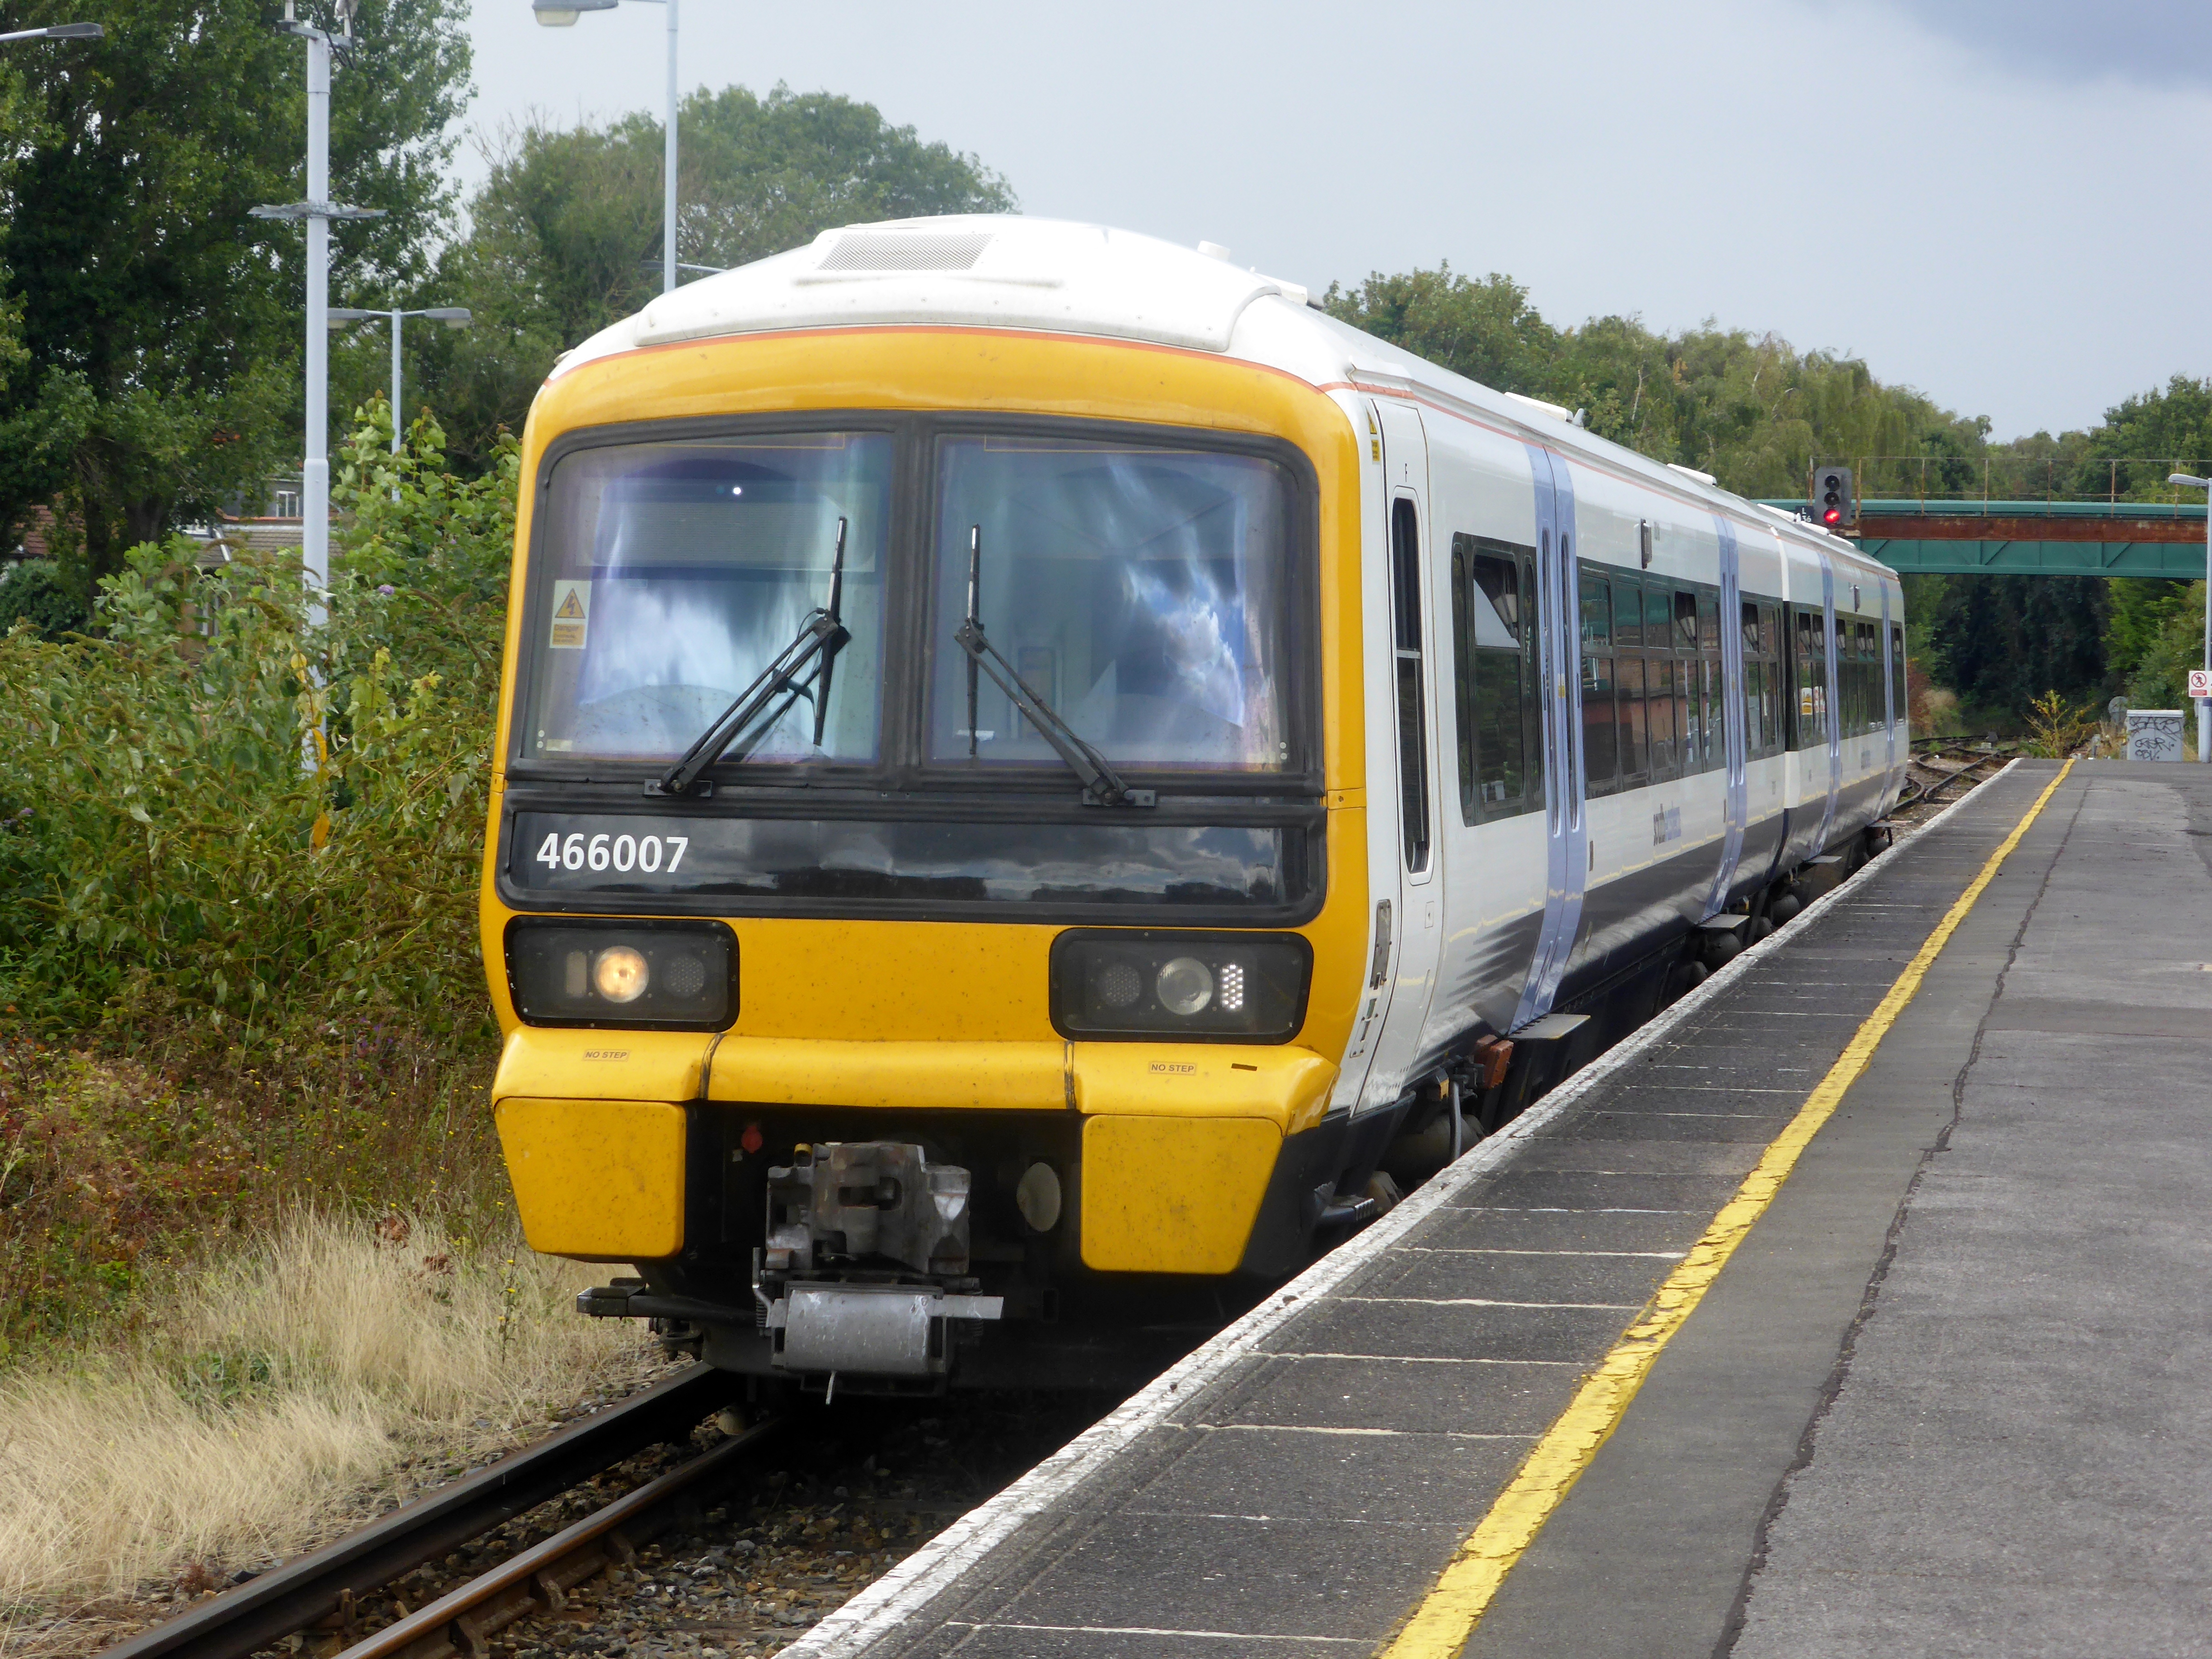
[456,0,2209,441]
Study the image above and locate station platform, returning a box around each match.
[790,757,2212,1659]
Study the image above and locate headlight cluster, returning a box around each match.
[506,920,735,1029]
[1050,930,1311,1042]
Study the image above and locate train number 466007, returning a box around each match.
[532,830,689,874]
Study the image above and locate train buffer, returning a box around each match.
[782,755,2212,1658]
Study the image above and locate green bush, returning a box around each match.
[0,558,89,641]
[0,404,517,1055]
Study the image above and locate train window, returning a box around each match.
[926,435,1296,773]
[1580,570,1612,647]
[1392,499,1431,872]
[522,430,895,765]
[1674,589,1699,651]
[1582,648,1618,796]
[1701,657,1722,772]
[1741,599,1761,655]
[1450,536,1537,824]
[1647,585,1675,650]
[1743,659,1765,760]
[1648,657,1678,779]
[1891,622,1907,725]
[1611,575,1641,648]
[1761,608,1783,751]
[1617,655,1649,780]
[1789,607,1828,751]
[1698,590,1720,652]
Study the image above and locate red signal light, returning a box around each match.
[1823,508,1842,524]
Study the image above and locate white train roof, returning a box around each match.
[549,214,1873,573]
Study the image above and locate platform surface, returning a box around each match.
[794,758,2212,1659]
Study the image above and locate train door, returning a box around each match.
[1813,552,1842,855]
[1355,400,1445,1107]
[1703,514,1748,914]
[1880,580,1898,806]
[1509,445,1587,1029]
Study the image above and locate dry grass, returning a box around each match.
[0,1209,651,1609]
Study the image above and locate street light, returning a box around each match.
[329,306,473,454]
[0,21,103,41]
[2171,471,2212,763]
[250,0,384,624]
[533,0,678,296]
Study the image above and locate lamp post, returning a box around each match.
[251,1,384,624]
[2171,472,2212,763]
[533,0,678,295]
[329,306,473,453]
[0,21,103,42]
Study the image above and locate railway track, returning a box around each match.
[1899,740,2014,817]
[90,1368,1106,1659]
[99,1365,774,1659]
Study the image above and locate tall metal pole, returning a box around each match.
[389,306,404,455]
[303,29,330,625]
[2201,497,2210,763]
[662,0,678,294]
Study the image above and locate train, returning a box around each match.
[479,216,1906,1396]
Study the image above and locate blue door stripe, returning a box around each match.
[1704,515,1746,916]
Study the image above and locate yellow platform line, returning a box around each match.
[1379,758,2076,1659]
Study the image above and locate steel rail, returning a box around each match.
[103,1364,746,1659]
[333,1415,784,1659]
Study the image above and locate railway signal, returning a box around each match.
[1812,465,1857,529]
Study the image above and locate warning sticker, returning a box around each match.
[549,580,589,649]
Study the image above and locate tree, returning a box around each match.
[0,0,472,602]
[1320,265,1560,398]
[414,84,1017,470]
[1927,573,2113,717]
[1322,266,1987,497]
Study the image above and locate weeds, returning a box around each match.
[0,403,522,1352]
[2021,689,2099,758]
[0,1210,648,1605]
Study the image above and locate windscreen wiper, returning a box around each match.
[953,525,1155,808]
[652,517,849,797]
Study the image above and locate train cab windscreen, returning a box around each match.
[926,436,1294,775]
[520,432,892,765]
[506,423,1317,922]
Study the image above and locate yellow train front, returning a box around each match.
[481,220,1375,1395]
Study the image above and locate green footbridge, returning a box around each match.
[1752,500,2208,578]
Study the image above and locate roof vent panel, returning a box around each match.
[819,231,994,273]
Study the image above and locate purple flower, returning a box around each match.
[376,584,396,596]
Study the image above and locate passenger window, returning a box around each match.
[1611,576,1640,648]
[1391,500,1430,872]
[1618,655,1648,779]
[1450,535,1537,823]
[1581,570,1612,647]
[1647,585,1674,649]
[1891,622,1907,726]
[1648,656,1678,778]
[1674,589,1699,651]
[1580,570,1617,797]
[1583,648,1618,796]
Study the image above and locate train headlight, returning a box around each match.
[1155,957,1214,1016]
[592,946,650,1003]
[506,919,735,1029]
[1050,930,1311,1042]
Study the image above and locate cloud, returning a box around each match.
[1860,0,2212,86]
